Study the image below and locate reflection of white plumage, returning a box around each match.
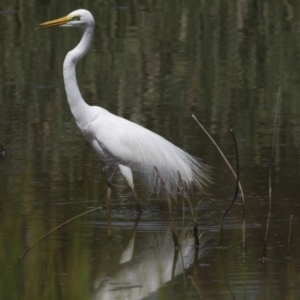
[93,229,210,300]
[39,9,209,209]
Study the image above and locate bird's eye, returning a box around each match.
[72,16,80,21]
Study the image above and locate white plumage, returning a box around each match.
[39,9,209,207]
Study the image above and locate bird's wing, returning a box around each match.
[88,108,208,193]
[91,110,160,166]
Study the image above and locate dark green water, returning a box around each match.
[1,0,300,299]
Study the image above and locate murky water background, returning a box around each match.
[1,0,300,299]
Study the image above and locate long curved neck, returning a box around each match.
[63,25,94,128]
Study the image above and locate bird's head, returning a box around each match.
[38,9,95,29]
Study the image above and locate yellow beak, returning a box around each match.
[38,16,71,29]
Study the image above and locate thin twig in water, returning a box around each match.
[287,214,293,259]
[187,275,203,299]
[192,115,245,211]
[222,129,240,220]
[192,115,246,249]
[19,206,102,260]
[263,87,281,260]
[219,129,240,248]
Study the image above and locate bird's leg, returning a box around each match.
[104,166,116,237]
[118,164,142,213]
[130,187,142,213]
[104,166,116,212]
[106,181,112,212]
[106,181,112,236]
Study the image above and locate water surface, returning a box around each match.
[1,1,300,299]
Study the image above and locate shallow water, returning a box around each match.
[1,1,300,299]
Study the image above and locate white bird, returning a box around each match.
[38,9,209,212]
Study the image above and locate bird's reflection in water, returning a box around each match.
[93,228,210,300]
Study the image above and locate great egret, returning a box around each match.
[38,9,209,211]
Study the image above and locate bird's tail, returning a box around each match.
[129,133,211,195]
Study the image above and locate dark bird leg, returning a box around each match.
[118,164,142,213]
[104,166,116,237]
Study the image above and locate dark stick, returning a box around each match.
[220,129,239,248]
[263,87,281,260]
[287,214,293,259]
[187,275,203,299]
[222,129,240,219]
[192,115,245,211]
[171,247,180,280]
[192,115,246,249]
[19,206,102,260]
